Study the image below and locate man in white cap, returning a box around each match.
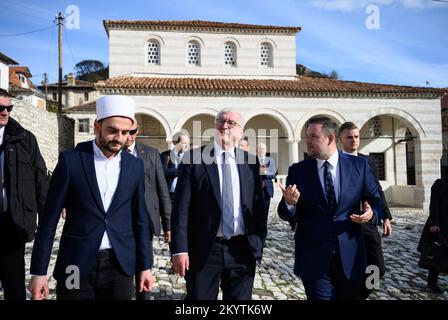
[28,95,154,300]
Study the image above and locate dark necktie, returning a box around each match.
[221,151,234,239]
[323,161,337,213]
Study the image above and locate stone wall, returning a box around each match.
[11,99,74,172]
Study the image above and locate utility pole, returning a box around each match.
[42,73,48,109]
[56,12,64,113]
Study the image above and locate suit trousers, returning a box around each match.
[185,235,256,300]
[0,210,26,300]
[359,223,385,300]
[56,249,133,300]
[301,247,361,300]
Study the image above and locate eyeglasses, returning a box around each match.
[0,105,13,113]
[215,118,240,129]
[129,128,138,135]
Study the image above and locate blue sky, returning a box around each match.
[0,0,447,87]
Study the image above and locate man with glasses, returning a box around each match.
[0,88,49,300]
[171,109,266,300]
[123,121,171,300]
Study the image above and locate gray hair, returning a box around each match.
[216,109,245,127]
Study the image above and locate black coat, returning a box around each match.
[135,143,171,236]
[160,149,179,191]
[418,178,448,252]
[4,117,49,242]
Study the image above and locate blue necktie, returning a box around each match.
[221,152,234,239]
[324,161,337,213]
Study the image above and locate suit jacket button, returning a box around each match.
[104,219,109,224]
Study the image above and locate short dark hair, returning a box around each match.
[339,122,358,134]
[0,88,12,98]
[307,116,339,137]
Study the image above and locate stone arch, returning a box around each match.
[245,108,295,142]
[135,107,172,141]
[360,107,425,139]
[173,108,219,134]
[295,109,346,141]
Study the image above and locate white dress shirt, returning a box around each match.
[214,141,245,237]
[0,126,8,212]
[126,141,138,157]
[92,140,122,250]
[286,151,340,211]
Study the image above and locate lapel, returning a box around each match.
[335,152,353,213]
[79,142,106,215]
[203,146,222,212]
[236,148,250,209]
[107,150,131,217]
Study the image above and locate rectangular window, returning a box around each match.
[52,92,57,101]
[84,92,89,101]
[78,118,90,133]
[369,153,385,181]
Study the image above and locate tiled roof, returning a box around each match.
[103,20,301,35]
[45,79,95,88]
[95,76,445,98]
[63,101,96,113]
[0,52,18,65]
[9,67,34,89]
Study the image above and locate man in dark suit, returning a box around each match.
[278,116,383,300]
[171,109,266,300]
[0,88,49,300]
[339,121,392,299]
[256,143,277,217]
[123,120,172,300]
[160,131,190,206]
[28,95,154,300]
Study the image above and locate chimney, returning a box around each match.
[67,73,75,86]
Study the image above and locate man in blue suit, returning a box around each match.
[28,95,154,300]
[278,116,383,300]
[171,109,266,300]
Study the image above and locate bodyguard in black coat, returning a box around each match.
[0,89,48,300]
[418,177,448,294]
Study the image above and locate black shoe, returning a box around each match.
[427,283,444,294]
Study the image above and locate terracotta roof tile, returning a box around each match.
[103,20,301,35]
[95,76,444,97]
[63,101,96,113]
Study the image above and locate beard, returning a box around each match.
[98,129,123,155]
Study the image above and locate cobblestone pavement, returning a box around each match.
[1,196,447,300]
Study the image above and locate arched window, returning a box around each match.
[260,43,273,67]
[224,42,236,66]
[147,40,160,65]
[187,41,200,66]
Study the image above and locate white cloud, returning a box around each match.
[309,0,443,11]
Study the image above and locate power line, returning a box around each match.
[64,27,78,67]
[0,24,56,37]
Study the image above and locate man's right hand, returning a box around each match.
[430,226,440,233]
[172,253,189,277]
[279,183,300,206]
[28,275,49,300]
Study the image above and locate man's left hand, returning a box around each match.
[138,269,154,292]
[350,201,373,224]
[383,218,392,237]
[164,230,171,243]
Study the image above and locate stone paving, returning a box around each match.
[1,195,447,300]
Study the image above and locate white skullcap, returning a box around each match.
[96,95,135,124]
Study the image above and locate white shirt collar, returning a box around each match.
[342,149,358,156]
[92,140,122,160]
[316,150,339,169]
[0,126,5,145]
[213,141,236,159]
[126,142,136,154]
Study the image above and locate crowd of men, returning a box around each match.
[0,90,402,300]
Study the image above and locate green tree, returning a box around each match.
[73,59,108,82]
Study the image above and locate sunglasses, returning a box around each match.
[129,128,138,135]
[0,105,13,113]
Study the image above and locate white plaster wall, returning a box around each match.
[108,29,297,79]
[0,62,8,90]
